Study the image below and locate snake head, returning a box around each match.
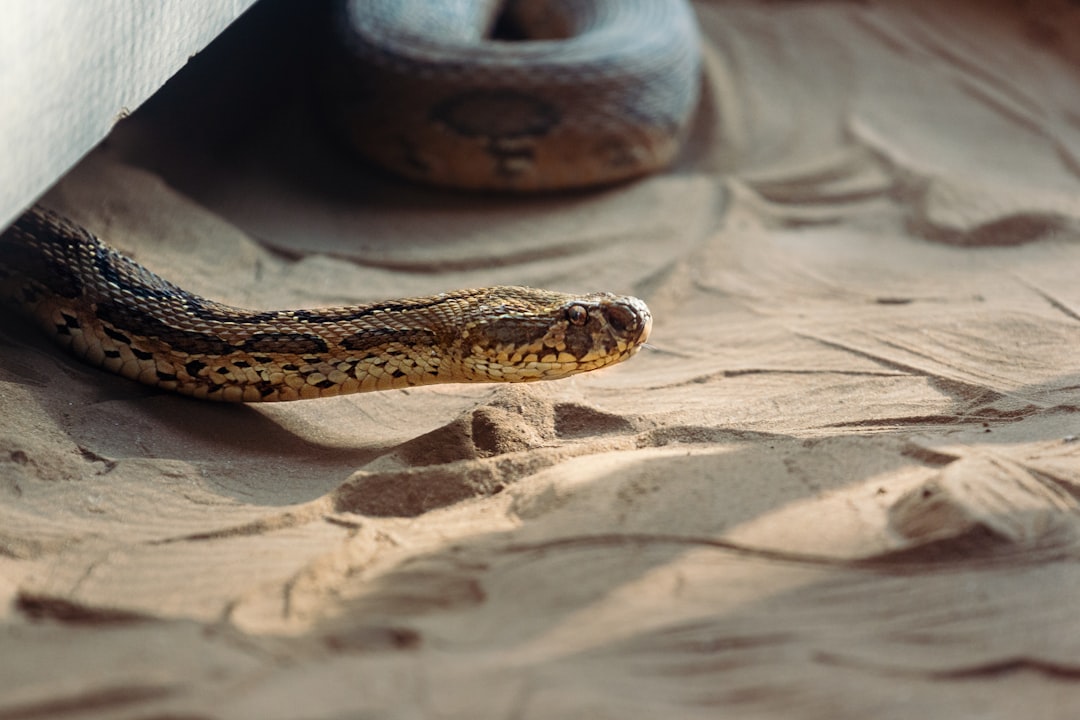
[456,287,651,383]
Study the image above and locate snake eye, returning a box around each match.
[566,304,588,326]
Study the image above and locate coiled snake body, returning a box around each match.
[0,0,699,400]
[327,0,701,189]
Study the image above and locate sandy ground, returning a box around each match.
[5,0,1080,717]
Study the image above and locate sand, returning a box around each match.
[4,0,1080,717]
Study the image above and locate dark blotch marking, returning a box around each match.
[482,318,549,349]
[292,308,359,324]
[156,371,177,382]
[281,363,299,372]
[564,322,597,360]
[186,303,278,324]
[340,328,395,352]
[131,347,154,361]
[96,303,238,356]
[391,368,407,379]
[103,350,121,359]
[185,359,207,377]
[286,298,448,325]
[341,328,436,353]
[315,379,336,389]
[103,326,132,345]
[240,333,327,355]
[94,249,176,303]
[232,360,251,368]
[55,311,81,336]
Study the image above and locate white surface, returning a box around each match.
[0,0,258,227]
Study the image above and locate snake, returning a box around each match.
[324,0,702,189]
[0,206,651,401]
[0,0,700,400]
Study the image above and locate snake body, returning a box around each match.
[0,1,694,400]
[325,0,701,189]
[0,207,651,401]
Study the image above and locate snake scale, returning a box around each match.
[0,0,700,401]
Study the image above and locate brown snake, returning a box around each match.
[326,0,701,189]
[0,1,698,400]
[0,206,651,402]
